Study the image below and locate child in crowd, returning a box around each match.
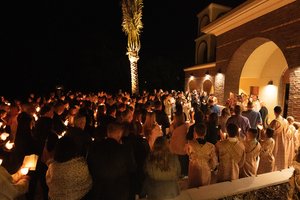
[240,128,261,178]
[186,123,217,188]
[257,128,275,174]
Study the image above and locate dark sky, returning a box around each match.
[1,0,246,99]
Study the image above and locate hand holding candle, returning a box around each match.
[5,141,14,150]
[0,132,9,141]
[20,167,29,175]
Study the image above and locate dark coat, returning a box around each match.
[87,138,136,200]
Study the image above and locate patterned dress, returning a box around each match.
[270,116,289,170]
[216,138,245,182]
[187,139,218,188]
[240,139,261,177]
[257,137,275,174]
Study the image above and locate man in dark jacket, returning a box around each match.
[87,122,136,200]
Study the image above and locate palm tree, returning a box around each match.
[121,0,143,95]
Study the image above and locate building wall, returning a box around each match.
[215,1,300,120]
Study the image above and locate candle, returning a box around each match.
[20,167,29,175]
[33,114,38,121]
[0,159,3,165]
[64,119,69,126]
[0,122,3,127]
[58,131,66,139]
[5,141,14,150]
[36,106,41,113]
[0,132,9,141]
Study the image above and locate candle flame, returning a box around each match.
[5,141,14,150]
[36,106,41,113]
[0,159,3,165]
[20,167,29,175]
[64,119,69,126]
[33,114,38,121]
[0,132,9,141]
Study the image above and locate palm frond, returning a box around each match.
[121,0,143,52]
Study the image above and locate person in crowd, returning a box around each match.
[208,98,220,116]
[46,136,92,200]
[257,128,275,174]
[206,112,222,145]
[87,122,136,200]
[30,103,55,200]
[216,123,245,182]
[259,101,268,128]
[186,108,205,141]
[8,111,36,173]
[169,111,189,177]
[143,112,163,151]
[226,105,251,141]
[218,107,231,137]
[251,95,261,113]
[242,101,262,129]
[287,116,297,167]
[153,101,170,136]
[52,100,67,136]
[142,136,181,199]
[65,111,92,158]
[287,147,300,200]
[0,165,30,200]
[240,128,261,178]
[269,106,289,170]
[186,123,217,188]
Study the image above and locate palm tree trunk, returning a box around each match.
[128,51,139,94]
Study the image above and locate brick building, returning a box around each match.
[184,0,300,120]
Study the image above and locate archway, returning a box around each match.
[188,79,197,92]
[203,79,213,95]
[197,41,208,64]
[225,38,288,121]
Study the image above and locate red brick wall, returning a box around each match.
[215,1,300,120]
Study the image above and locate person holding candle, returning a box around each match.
[0,165,30,200]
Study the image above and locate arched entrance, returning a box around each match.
[225,38,288,121]
[203,79,214,95]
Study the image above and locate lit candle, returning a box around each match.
[64,119,69,126]
[20,167,29,175]
[33,114,38,121]
[0,159,3,165]
[36,106,41,113]
[58,131,66,139]
[0,132,9,141]
[0,122,3,127]
[5,141,14,150]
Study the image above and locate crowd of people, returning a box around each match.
[0,89,299,200]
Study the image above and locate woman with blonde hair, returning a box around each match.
[169,111,189,176]
[143,136,181,199]
[143,112,162,150]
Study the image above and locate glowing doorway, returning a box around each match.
[239,41,288,121]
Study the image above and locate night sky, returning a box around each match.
[1,0,246,99]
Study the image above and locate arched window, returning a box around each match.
[200,15,210,29]
[197,41,208,64]
[203,79,213,95]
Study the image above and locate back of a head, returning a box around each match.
[40,104,53,116]
[226,123,239,138]
[74,113,86,129]
[234,105,241,115]
[194,109,204,123]
[54,136,80,163]
[107,122,124,138]
[274,106,282,115]
[194,123,206,137]
[154,100,162,110]
[152,136,169,153]
[247,128,258,138]
[247,101,253,109]
[265,128,274,138]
